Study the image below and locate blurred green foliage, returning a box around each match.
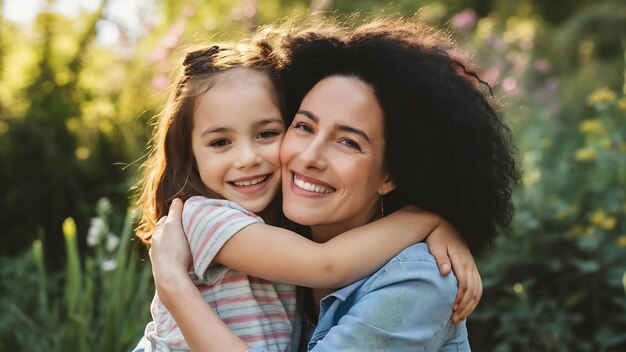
[0,199,152,350]
[0,0,624,350]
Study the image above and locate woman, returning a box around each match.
[150,16,517,351]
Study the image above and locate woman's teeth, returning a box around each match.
[233,175,268,187]
[294,175,335,194]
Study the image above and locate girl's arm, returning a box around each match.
[207,202,439,289]
[185,196,480,314]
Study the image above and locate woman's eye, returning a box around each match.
[339,138,362,151]
[293,122,313,133]
[209,139,231,148]
[258,130,280,139]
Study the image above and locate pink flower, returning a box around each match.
[152,74,169,90]
[451,9,477,33]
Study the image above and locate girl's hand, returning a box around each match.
[149,199,192,299]
[148,199,251,351]
[425,220,483,324]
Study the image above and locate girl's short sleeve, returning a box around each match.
[182,196,264,284]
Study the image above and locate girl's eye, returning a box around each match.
[258,130,280,139]
[209,139,231,148]
[339,138,362,151]
[293,122,313,133]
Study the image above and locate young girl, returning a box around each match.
[133,39,477,352]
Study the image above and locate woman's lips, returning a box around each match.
[290,172,336,196]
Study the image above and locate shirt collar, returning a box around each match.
[323,276,368,302]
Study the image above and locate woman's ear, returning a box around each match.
[378,175,396,196]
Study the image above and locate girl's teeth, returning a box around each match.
[234,176,267,187]
[294,175,335,194]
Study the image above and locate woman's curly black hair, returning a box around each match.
[277,17,519,254]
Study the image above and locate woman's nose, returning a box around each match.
[297,138,327,170]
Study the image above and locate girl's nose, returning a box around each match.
[234,143,262,169]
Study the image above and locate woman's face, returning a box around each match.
[280,75,395,237]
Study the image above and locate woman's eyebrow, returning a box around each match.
[296,109,318,122]
[336,124,371,143]
[297,109,371,143]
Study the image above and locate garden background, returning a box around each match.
[0,0,625,350]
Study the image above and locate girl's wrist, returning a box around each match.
[419,211,441,239]
[154,264,190,298]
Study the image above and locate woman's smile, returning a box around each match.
[291,172,336,195]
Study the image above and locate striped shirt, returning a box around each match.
[137,196,297,352]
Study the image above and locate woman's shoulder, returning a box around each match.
[391,242,438,263]
[361,243,457,296]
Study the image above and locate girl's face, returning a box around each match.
[280,75,395,238]
[191,70,284,214]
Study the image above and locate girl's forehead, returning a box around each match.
[213,67,273,88]
[207,68,279,104]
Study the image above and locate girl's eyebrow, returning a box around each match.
[201,118,283,138]
[201,127,229,138]
[297,109,371,143]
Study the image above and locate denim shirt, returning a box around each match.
[301,243,470,352]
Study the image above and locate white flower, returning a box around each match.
[101,259,118,271]
[105,233,120,252]
[96,198,112,215]
[87,217,106,247]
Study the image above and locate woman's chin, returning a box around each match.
[283,207,320,226]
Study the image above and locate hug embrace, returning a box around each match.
[133,14,517,352]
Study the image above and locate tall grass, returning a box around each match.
[0,199,154,351]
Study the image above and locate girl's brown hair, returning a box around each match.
[135,38,283,243]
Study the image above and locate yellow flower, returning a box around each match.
[617,143,626,154]
[565,225,585,239]
[587,87,616,106]
[601,217,617,231]
[63,217,77,240]
[579,119,606,135]
[617,235,626,247]
[75,147,91,160]
[540,138,551,149]
[66,117,80,132]
[475,17,495,42]
[575,148,597,161]
[617,98,626,111]
[522,168,541,186]
[513,283,525,295]
[0,121,8,135]
[555,210,568,220]
[590,210,607,225]
[600,138,612,149]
